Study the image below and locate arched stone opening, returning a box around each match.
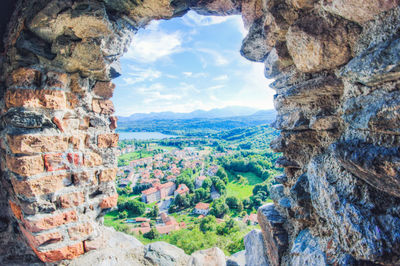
[1,0,400,265]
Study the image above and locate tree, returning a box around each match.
[225,196,240,210]
[242,198,251,209]
[118,198,146,216]
[202,178,212,190]
[194,188,208,202]
[143,228,159,240]
[199,215,217,233]
[210,199,229,218]
[118,210,128,219]
[149,205,159,218]
[214,180,226,195]
[216,167,228,184]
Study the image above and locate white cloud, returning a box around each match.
[183,11,231,27]
[182,72,207,78]
[206,85,225,91]
[125,29,183,63]
[196,48,229,66]
[213,75,229,81]
[123,67,162,85]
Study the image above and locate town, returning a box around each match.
[105,129,281,255]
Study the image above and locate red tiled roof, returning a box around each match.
[141,222,150,227]
[197,175,207,180]
[249,213,258,223]
[156,224,179,235]
[195,202,210,210]
[175,184,189,195]
[142,187,158,195]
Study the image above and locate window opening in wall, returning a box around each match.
[107,11,282,256]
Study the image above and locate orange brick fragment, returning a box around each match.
[6,154,44,177]
[23,210,77,233]
[19,224,63,247]
[11,173,69,197]
[5,89,67,109]
[7,68,41,87]
[32,242,84,262]
[99,168,117,183]
[68,223,93,241]
[92,99,114,114]
[100,194,118,209]
[7,135,68,154]
[58,192,85,209]
[9,200,22,220]
[93,81,115,99]
[97,133,118,148]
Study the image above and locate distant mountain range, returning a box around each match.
[117,106,277,136]
[118,106,276,122]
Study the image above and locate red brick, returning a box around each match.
[32,242,84,262]
[99,168,117,183]
[44,153,68,172]
[97,133,119,148]
[9,200,22,220]
[7,135,69,154]
[59,192,85,209]
[23,210,77,233]
[52,117,64,132]
[20,224,63,247]
[46,71,69,89]
[93,81,115,99]
[109,116,118,130]
[7,68,41,87]
[92,99,115,114]
[62,117,80,131]
[100,194,118,209]
[11,173,70,197]
[6,154,44,177]
[83,152,103,167]
[5,89,67,109]
[68,223,93,241]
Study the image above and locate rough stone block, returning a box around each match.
[109,116,118,130]
[258,203,288,266]
[290,229,326,266]
[6,154,44,177]
[98,133,119,148]
[23,210,77,233]
[44,153,68,172]
[322,0,398,24]
[68,223,94,241]
[11,173,69,197]
[5,89,67,109]
[100,194,118,209]
[99,168,117,183]
[45,71,69,89]
[58,192,85,209]
[83,152,103,167]
[244,229,270,266]
[19,224,63,247]
[32,242,84,263]
[92,99,115,114]
[93,81,115,99]
[7,135,69,154]
[7,67,41,87]
[241,0,264,28]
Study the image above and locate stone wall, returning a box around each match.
[0,0,399,265]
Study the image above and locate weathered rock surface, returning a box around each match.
[244,230,269,266]
[188,247,225,266]
[290,229,326,266]
[226,250,245,266]
[2,0,400,265]
[257,204,287,266]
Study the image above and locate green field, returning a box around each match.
[226,171,263,200]
[118,150,153,166]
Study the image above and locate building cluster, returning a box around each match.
[131,212,186,235]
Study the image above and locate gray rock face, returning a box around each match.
[290,229,326,266]
[341,37,400,86]
[244,230,269,266]
[257,204,288,266]
[240,18,270,62]
[188,247,226,266]
[144,242,190,266]
[226,250,245,266]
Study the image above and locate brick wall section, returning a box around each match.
[3,68,118,262]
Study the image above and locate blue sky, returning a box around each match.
[112,11,275,116]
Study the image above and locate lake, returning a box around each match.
[117,132,178,140]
